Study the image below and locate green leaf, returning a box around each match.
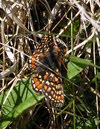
[67,61,83,79]
[0,77,44,129]
[69,55,100,69]
[67,55,100,79]
[91,72,100,83]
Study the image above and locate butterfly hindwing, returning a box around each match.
[42,70,64,107]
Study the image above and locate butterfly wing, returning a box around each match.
[29,34,65,107]
[42,70,64,107]
[28,34,52,71]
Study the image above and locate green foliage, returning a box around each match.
[67,55,100,79]
[67,61,83,79]
[0,77,44,129]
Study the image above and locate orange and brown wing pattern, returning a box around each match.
[28,34,53,71]
[29,34,66,107]
[31,73,43,94]
[31,69,64,107]
[42,70,64,107]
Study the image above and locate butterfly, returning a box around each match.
[29,34,67,107]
